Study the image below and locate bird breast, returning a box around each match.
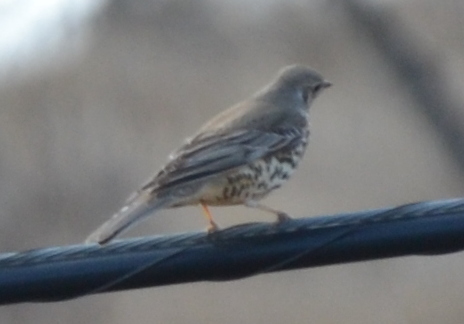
[196,129,309,206]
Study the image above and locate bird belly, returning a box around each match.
[197,141,307,206]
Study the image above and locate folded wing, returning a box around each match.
[141,127,303,194]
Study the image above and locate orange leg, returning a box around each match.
[200,202,219,233]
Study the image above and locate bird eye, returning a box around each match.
[301,89,309,103]
[314,84,322,93]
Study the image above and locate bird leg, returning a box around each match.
[244,200,292,223]
[200,202,219,233]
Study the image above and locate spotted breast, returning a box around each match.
[196,128,310,206]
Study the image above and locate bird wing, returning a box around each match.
[141,127,304,193]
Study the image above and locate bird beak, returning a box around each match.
[321,80,332,88]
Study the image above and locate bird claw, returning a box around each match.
[276,212,292,223]
[207,221,220,233]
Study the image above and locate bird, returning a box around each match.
[86,64,331,245]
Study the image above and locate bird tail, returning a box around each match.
[85,192,170,245]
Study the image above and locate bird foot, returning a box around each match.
[276,212,292,223]
[207,221,220,233]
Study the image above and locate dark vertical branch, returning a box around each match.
[341,0,464,178]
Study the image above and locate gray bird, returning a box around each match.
[86,64,331,244]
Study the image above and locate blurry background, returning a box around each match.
[1,0,464,323]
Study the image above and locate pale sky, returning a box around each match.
[0,0,106,81]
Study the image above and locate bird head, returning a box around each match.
[258,64,331,110]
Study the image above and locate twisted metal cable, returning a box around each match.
[1,198,464,305]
